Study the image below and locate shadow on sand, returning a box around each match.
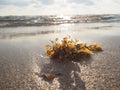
[36,56,93,90]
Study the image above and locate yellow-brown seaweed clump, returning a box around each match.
[45,36,102,61]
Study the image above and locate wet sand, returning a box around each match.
[0,29,120,90]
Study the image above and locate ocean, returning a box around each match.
[0,14,120,39]
[0,14,120,27]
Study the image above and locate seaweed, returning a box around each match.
[45,36,102,61]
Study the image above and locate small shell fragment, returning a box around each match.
[42,73,56,80]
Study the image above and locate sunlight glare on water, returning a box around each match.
[56,15,71,20]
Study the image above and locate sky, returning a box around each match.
[0,0,120,16]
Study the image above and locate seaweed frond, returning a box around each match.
[45,36,102,61]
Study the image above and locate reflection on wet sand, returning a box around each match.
[0,22,120,39]
[0,30,62,39]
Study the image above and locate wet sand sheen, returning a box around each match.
[0,30,120,90]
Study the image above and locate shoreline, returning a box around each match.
[0,29,120,90]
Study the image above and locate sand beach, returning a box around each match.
[0,24,120,90]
